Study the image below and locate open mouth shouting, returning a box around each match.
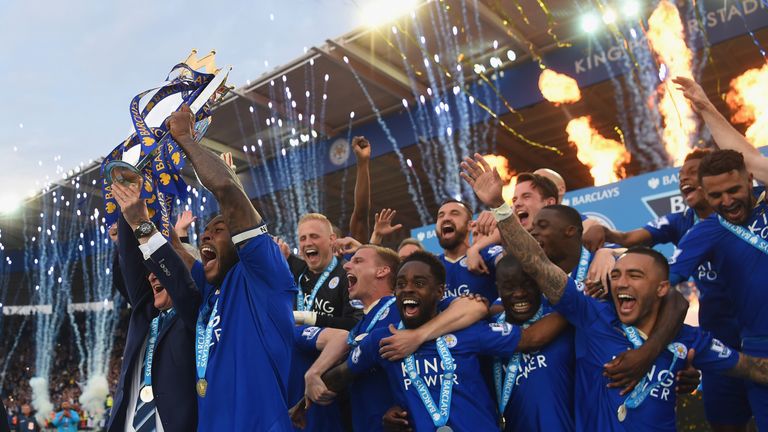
[401,298,421,318]
[680,183,698,203]
[347,273,358,289]
[617,293,637,315]
[719,202,746,224]
[303,247,321,265]
[440,222,457,240]
[200,244,218,273]
[516,210,530,228]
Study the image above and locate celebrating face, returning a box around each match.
[435,202,471,251]
[343,247,383,301]
[513,180,556,231]
[298,219,336,273]
[395,261,443,329]
[530,208,572,263]
[678,158,707,211]
[148,272,172,310]
[701,169,754,225]
[199,215,239,286]
[496,263,542,324]
[609,253,668,331]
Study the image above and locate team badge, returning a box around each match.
[443,334,458,348]
[459,257,468,268]
[487,245,503,256]
[671,342,687,359]
[329,138,351,166]
[328,276,340,289]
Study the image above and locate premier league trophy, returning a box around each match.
[101,50,231,236]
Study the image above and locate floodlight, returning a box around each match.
[582,13,600,33]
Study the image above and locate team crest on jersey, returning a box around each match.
[459,257,468,268]
[575,280,586,292]
[302,326,322,340]
[489,322,513,336]
[351,346,362,364]
[443,334,458,348]
[710,338,732,359]
[328,276,340,289]
[671,342,688,359]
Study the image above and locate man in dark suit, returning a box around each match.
[108,178,200,432]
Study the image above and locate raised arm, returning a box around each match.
[168,105,261,235]
[378,295,489,360]
[349,136,371,243]
[116,212,150,308]
[461,154,568,304]
[674,76,768,183]
[111,180,202,328]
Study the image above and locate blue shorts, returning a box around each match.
[701,371,752,425]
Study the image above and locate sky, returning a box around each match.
[0,0,370,211]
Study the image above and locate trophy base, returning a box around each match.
[104,160,143,186]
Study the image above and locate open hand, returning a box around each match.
[111,180,149,228]
[460,154,505,208]
[672,76,713,113]
[379,324,425,361]
[604,346,657,395]
[373,209,403,239]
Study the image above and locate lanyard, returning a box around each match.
[620,325,684,412]
[143,308,175,387]
[347,297,396,346]
[717,215,768,255]
[399,321,456,428]
[571,247,591,282]
[195,294,220,381]
[493,305,543,417]
[297,256,338,312]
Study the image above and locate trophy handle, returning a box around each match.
[104,147,160,186]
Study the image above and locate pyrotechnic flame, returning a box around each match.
[539,69,582,105]
[566,117,630,186]
[647,0,697,165]
[482,154,517,203]
[726,63,768,148]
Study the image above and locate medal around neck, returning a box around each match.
[196,379,208,397]
[617,403,627,422]
[139,385,154,403]
[101,50,232,229]
[436,426,453,432]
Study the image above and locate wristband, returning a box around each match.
[491,202,514,222]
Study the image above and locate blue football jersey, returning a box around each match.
[554,278,739,431]
[191,234,296,432]
[440,244,504,300]
[348,321,521,431]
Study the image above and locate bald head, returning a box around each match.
[534,168,566,203]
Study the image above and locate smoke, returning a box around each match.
[79,374,109,420]
[30,376,52,424]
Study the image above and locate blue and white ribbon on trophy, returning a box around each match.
[101,60,230,236]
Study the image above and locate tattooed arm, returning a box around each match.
[460,153,569,304]
[728,353,768,385]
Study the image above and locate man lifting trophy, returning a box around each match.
[101,50,231,236]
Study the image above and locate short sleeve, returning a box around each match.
[552,277,607,329]
[669,219,723,285]
[482,244,505,272]
[237,233,297,294]
[346,330,385,374]
[643,213,680,245]
[294,326,323,354]
[471,322,522,357]
[690,331,740,373]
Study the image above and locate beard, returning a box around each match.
[437,230,467,251]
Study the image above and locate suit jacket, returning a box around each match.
[107,218,200,432]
